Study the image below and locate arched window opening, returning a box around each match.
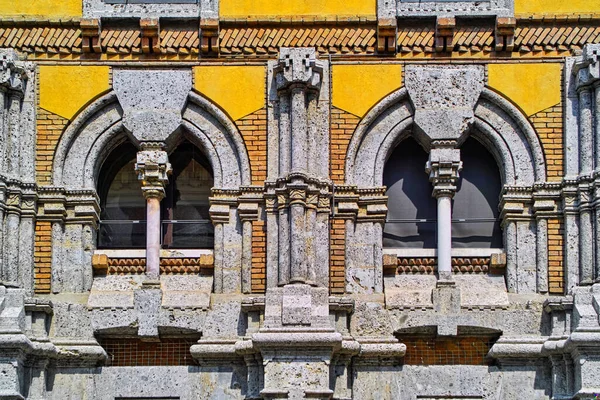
[162,142,214,249]
[383,136,502,250]
[97,141,214,249]
[98,141,145,249]
[383,138,436,248]
[453,137,502,248]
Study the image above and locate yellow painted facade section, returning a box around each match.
[515,0,600,15]
[0,0,81,18]
[488,63,561,117]
[220,0,375,18]
[332,64,403,118]
[39,66,110,121]
[194,66,265,121]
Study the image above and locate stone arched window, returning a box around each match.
[345,85,547,294]
[383,137,436,248]
[97,140,214,250]
[383,137,502,250]
[452,137,502,249]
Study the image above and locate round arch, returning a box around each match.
[344,87,546,188]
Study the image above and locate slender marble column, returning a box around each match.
[426,147,462,282]
[136,145,171,279]
[437,195,452,280]
[145,196,161,277]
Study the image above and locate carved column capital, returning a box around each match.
[0,50,27,96]
[135,144,171,200]
[426,148,462,198]
[573,44,600,89]
[274,47,324,93]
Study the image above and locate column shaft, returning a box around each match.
[146,197,161,277]
[6,92,21,176]
[4,212,20,284]
[579,88,593,174]
[279,95,291,175]
[290,87,307,172]
[289,202,307,283]
[437,195,452,280]
[580,208,594,284]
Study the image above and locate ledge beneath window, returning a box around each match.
[92,249,214,275]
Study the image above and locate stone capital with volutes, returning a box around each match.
[274,47,324,93]
[135,144,172,200]
[426,148,462,198]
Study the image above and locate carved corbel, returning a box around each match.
[81,18,102,53]
[495,17,516,52]
[37,187,67,221]
[140,18,160,54]
[435,17,455,53]
[357,187,388,223]
[533,183,561,218]
[209,190,238,224]
[65,190,101,227]
[274,48,324,92]
[377,18,397,55]
[200,18,219,56]
[333,185,359,220]
[426,148,462,198]
[500,186,535,224]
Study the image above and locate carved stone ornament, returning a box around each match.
[135,147,172,199]
[0,49,27,94]
[274,47,324,92]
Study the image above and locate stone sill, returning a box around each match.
[383,248,504,258]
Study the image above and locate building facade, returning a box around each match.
[0,0,599,399]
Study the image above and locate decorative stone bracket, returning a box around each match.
[140,18,160,54]
[495,17,516,52]
[435,17,456,53]
[200,18,219,55]
[426,148,462,198]
[37,188,100,226]
[377,18,397,54]
[81,18,102,53]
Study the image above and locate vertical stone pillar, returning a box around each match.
[271,47,327,287]
[574,46,600,286]
[135,143,171,278]
[426,146,462,282]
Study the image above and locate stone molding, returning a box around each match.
[135,145,172,200]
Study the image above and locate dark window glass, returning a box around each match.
[98,141,214,249]
[383,138,437,248]
[162,142,214,249]
[383,136,502,249]
[452,138,502,248]
[98,142,146,249]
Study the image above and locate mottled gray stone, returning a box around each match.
[405,65,485,144]
[83,0,218,19]
[113,68,192,144]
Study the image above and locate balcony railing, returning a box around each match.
[98,220,214,249]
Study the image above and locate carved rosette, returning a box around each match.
[135,144,172,200]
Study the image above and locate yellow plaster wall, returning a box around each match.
[0,0,81,18]
[220,0,375,18]
[332,64,403,118]
[194,66,265,121]
[39,66,110,121]
[515,0,600,15]
[488,63,561,117]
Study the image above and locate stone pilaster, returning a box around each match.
[135,143,171,278]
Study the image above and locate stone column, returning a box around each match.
[426,147,462,281]
[574,46,600,286]
[271,47,326,286]
[135,143,171,278]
